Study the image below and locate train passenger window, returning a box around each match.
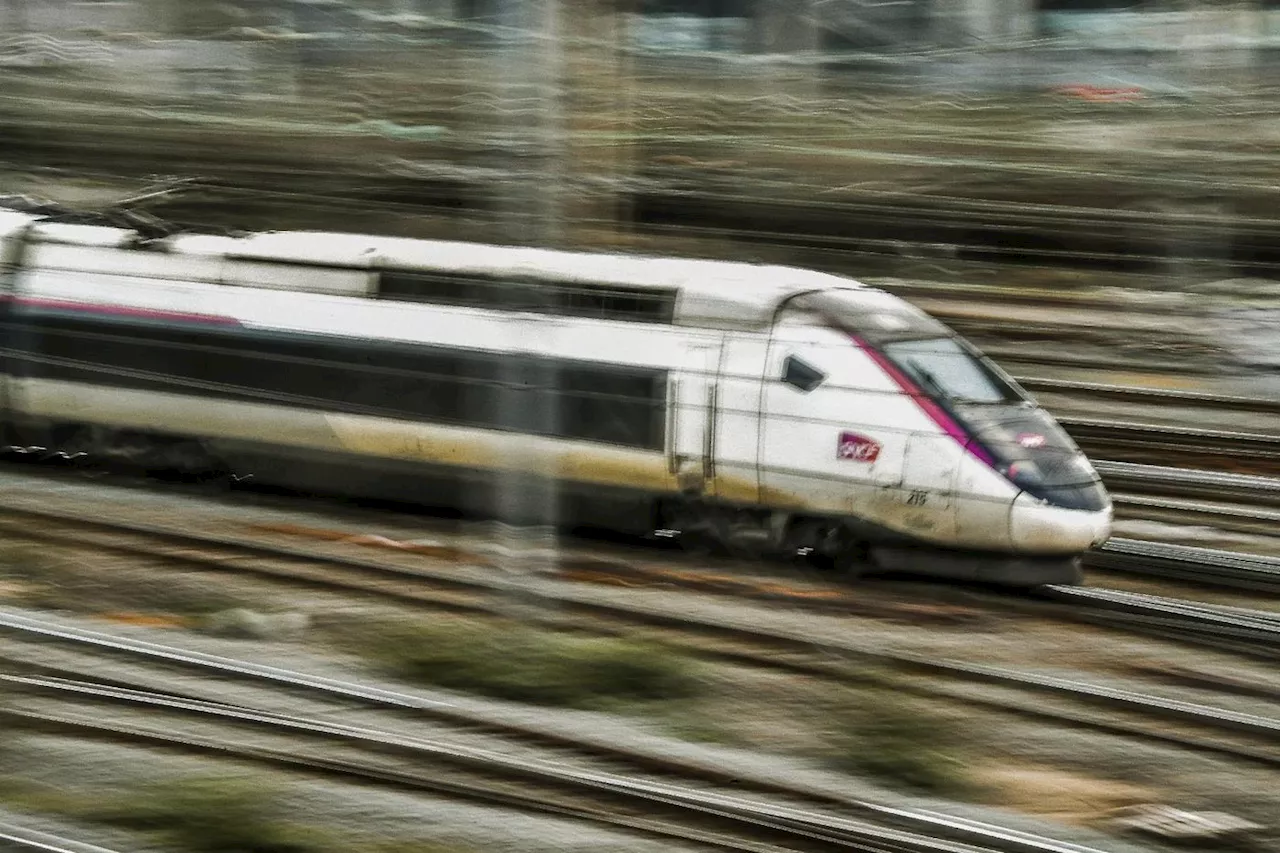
[10,314,669,451]
[782,355,825,393]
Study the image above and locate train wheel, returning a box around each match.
[681,531,720,559]
[833,547,870,578]
[149,439,225,483]
[100,429,154,472]
[826,526,871,578]
[658,498,724,559]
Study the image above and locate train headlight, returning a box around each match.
[1003,460,1044,486]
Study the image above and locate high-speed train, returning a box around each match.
[0,202,1111,586]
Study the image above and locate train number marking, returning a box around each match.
[906,490,928,506]
[836,431,881,463]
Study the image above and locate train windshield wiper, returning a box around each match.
[909,363,1010,406]
[908,362,949,400]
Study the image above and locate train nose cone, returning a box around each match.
[1010,491,1112,554]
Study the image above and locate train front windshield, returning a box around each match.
[879,336,1107,511]
[880,337,1023,405]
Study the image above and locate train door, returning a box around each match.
[708,334,766,505]
[759,319,904,517]
[667,338,721,497]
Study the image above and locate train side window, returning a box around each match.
[15,314,669,451]
[782,355,825,393]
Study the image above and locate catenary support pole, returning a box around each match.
[489,0,566,621]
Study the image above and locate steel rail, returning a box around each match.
[3,478,1280,760]
[4,597,1280,770]
[1020,378,1280,415]
[7,611,1280,779]
[0,823,121,853]
[2,487,1277,618]
[1061,419,1280,460]
[0,689,826,853]
[1118,496,1280,519]
[0,473,1276,599]
[0,498,1274,667]
[999,349,1226,379]
[1090,539,1280,592]
[0,481,1278,644]
[1110,494,1280,536]
[0,511,971,626]
[3,485,1280,665]
[1042,586,1280,636]
[1096,461,1280,508]
[0,672,1115,853]
[1037,584,1280,660]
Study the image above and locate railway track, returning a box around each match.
[0,606,1274,852]
[6,676,964,853]
[0,449,1274,782]
[1097,462,1280,509]
[0,461,1273,644]
[1063,420,1280,478]
[0,616,1132,853]
[1090,540,1280,593]
[4,485,1280,779]
[1033,383,1280,471]
[1037,584,1280,659]
[1100,461,1280,536]
[1022,380,1280,419]
[0,491,1272,642]
[16,100,1280,282]
[1111,494,1280,538]
[0,821,121,853]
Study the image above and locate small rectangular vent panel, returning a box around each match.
[378,271,677,325]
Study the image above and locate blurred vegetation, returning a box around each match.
[653,703,738,745]
[82,775,475,853]
[334,618,701,709]
[825,687,970,795]
[88,776,330,853]
[0,763,478,852]
[0,544,246,617]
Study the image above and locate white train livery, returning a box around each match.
[0,205,1111,585]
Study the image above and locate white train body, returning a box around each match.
[0,207,1111,585]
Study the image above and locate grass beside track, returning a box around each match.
[332,617,704,709]
[326,615,971,794]
[0,772,474,853]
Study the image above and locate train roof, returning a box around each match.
[0,208,869,331]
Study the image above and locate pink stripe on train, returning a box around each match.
[2,294,241,327]
[850,335,997,469]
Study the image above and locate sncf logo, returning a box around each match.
[837,431,881,463]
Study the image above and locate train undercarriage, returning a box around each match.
[3,419,1081,588]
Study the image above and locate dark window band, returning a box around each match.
[2,314,668,451]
